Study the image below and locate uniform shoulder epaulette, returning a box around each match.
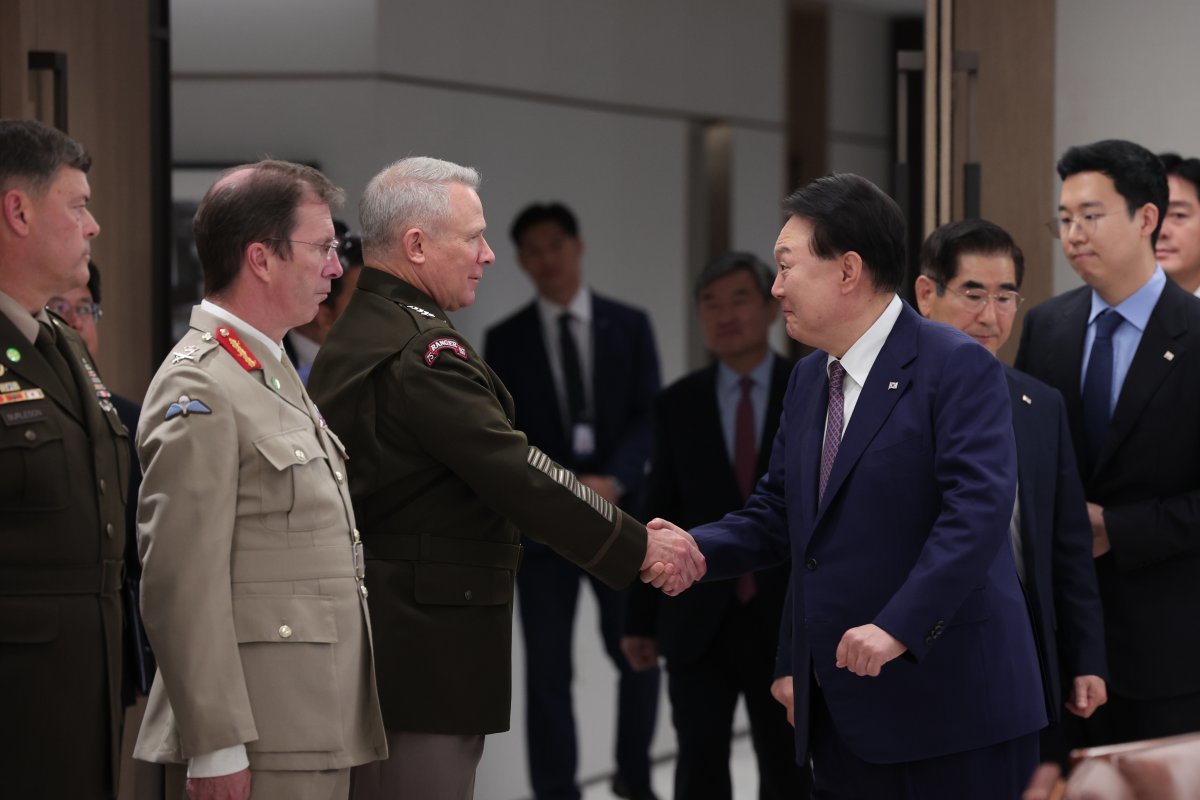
[169,334,221,368]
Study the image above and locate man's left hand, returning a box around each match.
[1065,674,1107,718]
[1087,502,1110,557]
[835,624,906,677]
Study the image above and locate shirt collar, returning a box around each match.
[0,289,41,344]
[1088,265,1167,332]
[716,351,774,394]
[199,299,283,362]
[829,294,904,387]
[536,285,592,327]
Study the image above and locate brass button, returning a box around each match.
[294,449,306,462]
[334,470,344,484]
[359,584,369,599]
[278,624,293,639]
[105,523,115,538]
[99,478,106,494]
[24,429,36,442]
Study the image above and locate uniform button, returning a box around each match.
[353,528,361,543]
[334,470,344,484]
[464,589,473,601]
[278,624,293,639]
[24,429,36,442]
[805,558,818,571]
[294,449,307,462]
[105,523,115,538]
[99,478,107,494]
[360,584,369,599]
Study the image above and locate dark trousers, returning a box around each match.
[1079,687,1200,747]
[517,544,660,800]
[667,601,810,800]
[808,677,1038,800]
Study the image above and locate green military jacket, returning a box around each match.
[308,268,647,734]
[0,310,128,798]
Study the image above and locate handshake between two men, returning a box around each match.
[638,518,707,595]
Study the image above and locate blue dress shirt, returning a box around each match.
[1081,266,1167,414]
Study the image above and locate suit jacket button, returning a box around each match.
[105,523,114,538]
[278,624,293,639]
[360,584,369,599]
[24,429,36,442]
[99,478,106,494]
[294,448,307,462]
[805,558,818,571]
[464,589,473,601]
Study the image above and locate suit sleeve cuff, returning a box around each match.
[188,745,249,778]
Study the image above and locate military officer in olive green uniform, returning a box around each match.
[133,161,387,800]
[308,156,705,800]
[0,120,128,799]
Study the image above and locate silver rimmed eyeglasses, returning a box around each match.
[264,238,341,262]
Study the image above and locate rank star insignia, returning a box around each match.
[164,394,212,420]
[407,304,436,318]
[172,346,199,365]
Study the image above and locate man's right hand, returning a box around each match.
[640,518,706,596]
[621,635,659,671]
[770,675,795,727]
[187,769,251,800]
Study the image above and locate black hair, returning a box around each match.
[1057,140,1167,247]
[919,219,1025,290]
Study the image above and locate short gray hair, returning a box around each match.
[359,157,481,254]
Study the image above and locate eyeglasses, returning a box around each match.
[1046,213,1109,239]
[263,238,341,262]
[47,300,103,321]
[940,284,1024,313]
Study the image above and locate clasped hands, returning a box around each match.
[639,518,706,595]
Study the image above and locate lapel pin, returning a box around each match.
[1021,394,1032,405]
[5,347,20,363]
[887,381,899,390]
[1164,351,1175,361]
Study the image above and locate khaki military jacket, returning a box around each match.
[133,306,387,771]
[308,269,647,734]
[0,309,128,798]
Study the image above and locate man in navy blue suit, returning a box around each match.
[484,202,661,800]
[913,219,1107,765]
[652,175,1046,798]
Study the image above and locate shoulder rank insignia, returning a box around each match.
[213,327,261,371]
[165,394,212,420]
[407,304,437,318]
[172,345,200,365]
[425,337,468,366]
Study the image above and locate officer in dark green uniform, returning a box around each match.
[0,119,129,799]
[309,156,705,800]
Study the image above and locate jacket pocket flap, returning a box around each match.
[0,600,59,643]
[253,428,328,471]
[413,562,512,606]
[233,594,337,643]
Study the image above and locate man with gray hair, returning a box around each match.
[308,157,704,799]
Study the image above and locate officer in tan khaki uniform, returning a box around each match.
[0,120,129,800]
[133,161,387,800]
[308,156,705,800]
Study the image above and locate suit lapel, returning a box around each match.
[758,355,790,474]
[1050,290,1091,470]
[1095,282,1189,474]
[696,365,739,490]
[815,307,917,525]
[1007,371,1038,578]
[521,303,569,446]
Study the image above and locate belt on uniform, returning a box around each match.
[364,533,522,571]
[0,559,125,596]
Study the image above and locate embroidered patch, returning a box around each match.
[1,406,46,425]
[164,394,213,420]
[0,388,45,405]
[424,338,468,366]
[213,327,261,371]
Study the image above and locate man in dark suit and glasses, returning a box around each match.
[1017,139,1200,744]
[624,251,809,800]
[484,202,662,800]
[913,219,1107,765]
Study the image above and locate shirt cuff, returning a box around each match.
[188,745,249,778]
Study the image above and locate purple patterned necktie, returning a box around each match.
[819,360,846,501]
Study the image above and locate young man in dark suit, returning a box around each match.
[1017,139,1200,744]
[654,174,1046,798]
[913,219,1107,765]
[484,202,662,800]
[624,252,807,800]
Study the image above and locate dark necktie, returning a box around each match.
[35,321,82,415]
[819,360,846,502]
[558,311,587,425]
[1081,309,1124,472]
[733,375,759,603]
